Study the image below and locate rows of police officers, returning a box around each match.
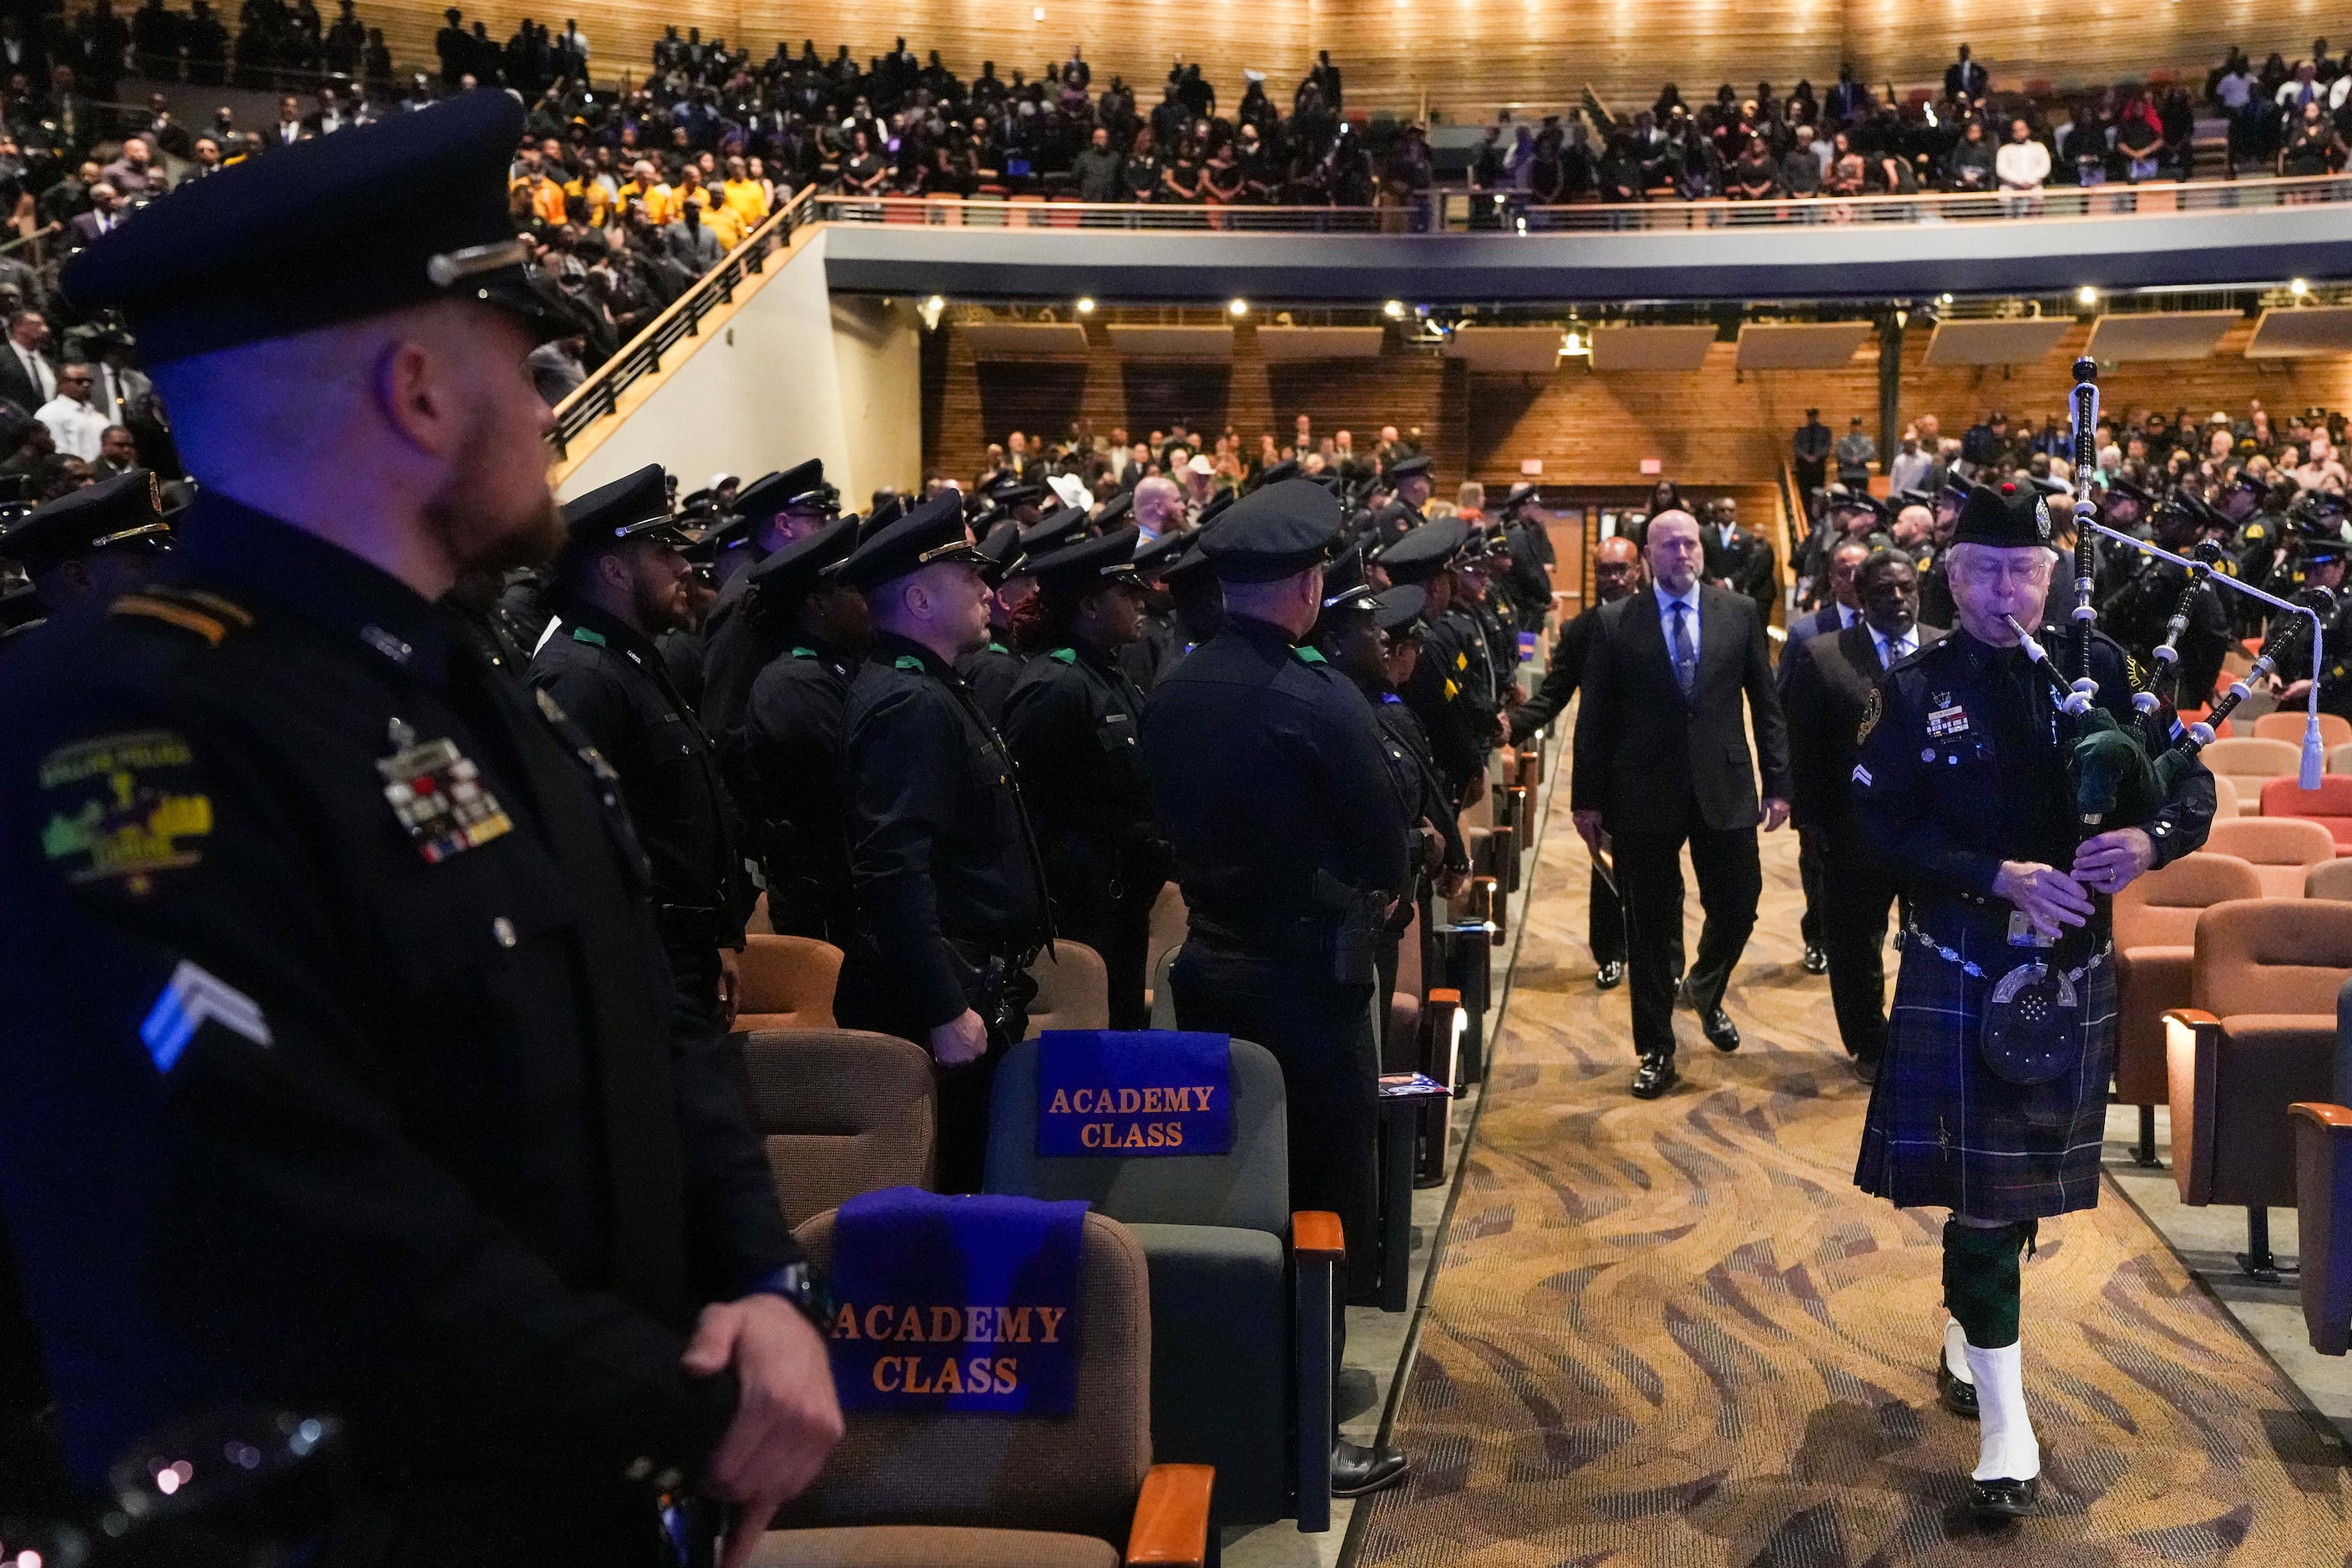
[0,87,1565,1565]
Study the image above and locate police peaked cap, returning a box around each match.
[63,89,571,364]
[0,468,168,574]
[1373,583,1429,635]
[736,460,834,526]
[1951,483,2055,550]
[747,510,860,592]
[1318,542,1381,612]
[559,464,686,559]
[1130,526,1193,578]
[1385,453,1434,483]
[1019,503,1093,556]
[1200,478,1346,583]
[1029,524,1143,597]
[1374,515,1469,584]
[974,518,1024,585]
[1092,489,1135,526]
[826,488,984,589]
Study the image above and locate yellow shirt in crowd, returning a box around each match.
[564,175,614,227]
[618,177,679,226]
[721,177,771,230]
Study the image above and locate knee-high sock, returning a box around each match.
[1942,1217,2036,1348]
[1965,1339,2040,1481]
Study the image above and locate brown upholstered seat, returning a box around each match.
[2309,858,2352,901]
[2253,711,2352,749]
[2166,898,2352,1272]
[2112,852,2263,1128]
[738,1029,935,1229]
[2262,776,2352,854]
[1024,939,1110,1036]
[1145,883,1188,1009]
[2203,817,2336,898]
[2201,736,2299,815]
[2210,772,2240,820]
[764,1211,1210,1567]
[736,933,844,1032]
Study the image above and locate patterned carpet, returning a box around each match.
[1356,778,2352,1566]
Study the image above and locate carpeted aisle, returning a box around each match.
[1356,774,2352,1565]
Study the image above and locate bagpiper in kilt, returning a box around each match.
[1848,483,2216,1521]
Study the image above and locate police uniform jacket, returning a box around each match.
[733,633,857,944]
[843,631,1048,1032]
[1398,607,1494,799]
[1851,625,2215,917]
[1371,498,1424,551]
[1139,615,1410,954]
[954,636,1023,726]
[1118,605,1181,692]
[0,497,795,1508]
[530,601,748,951]
[2100,557,2230,712]
[1000,640,1168,901]
[1369,685,1469,880]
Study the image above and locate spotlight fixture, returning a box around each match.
[1227,298,1250,316]
[1938,292,1954,305]
[2076,285,2099,307]
[919,295,946,330]
[2292,278,2311,297]
[1562,329,1586,356]
[1076,296,1096,314]
[926,295,945,311]
[1383,299,1405,319]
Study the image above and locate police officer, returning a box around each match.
[2097,493,2233,713]
[1370,452,1433,549]
[530,463,754,1045]
[726,510,868,946]
[1316,559,1469,1046]
[0,468,173,640]
[1852,483,2213,1520]
[1,91,839,1565]
[832,491,1051,1192]
[1000,526,1170,1029]
[1139,478,1412,1499]
[2267,519,2352,719]
[1378,517,1492,808]
[959,500,1089,725]
[700,461,839,736]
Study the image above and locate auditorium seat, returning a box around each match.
[738,1029,934,1228]
[2112,852,2263,1166]
[2202,736,2299,813]
[2204,817,2335,896]
[2311,859,2352,900]
[1025,939,1111,1036]
[2166,898,2352,1277]
[2261,776,2352,852]
[2254,711,2352,749]
[764,1210,1211,1567]
[1147,949,1180,1030]
[1146,883,1188,1009]
[735,933,843,1031]
[2211,771,2240,820]
[2327,742,2352,776]
[984,1037,1338,1531]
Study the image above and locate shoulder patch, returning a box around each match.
[1858,685,1883,741]
[1050,647,1077,665]
[1296,646,1328,665]
[38,729,212,896]
[895,655,925,671]
[570,625,608,647]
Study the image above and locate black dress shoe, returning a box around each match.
[1595,960,1625,989]
[1700,1008,1740,1052]
[1935,1356,1979,1419]
[1851,1050,1883,1085]
[1968,1474,2038,1520]
[1631,1055,1679,1099]
[1803,943,1829,974]
[1331,1439,1410,1497]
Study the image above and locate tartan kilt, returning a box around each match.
[1854,901,2116,1222]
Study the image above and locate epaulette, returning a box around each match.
[108,584,255,647]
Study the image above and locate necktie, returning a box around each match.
[1671,601,1697,698]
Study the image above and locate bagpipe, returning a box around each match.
[2005,357,2332,830]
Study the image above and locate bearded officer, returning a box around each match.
[532,463,756,1047]
[999,525,1169,1030]
[0,90,839,1565]
[1139,478,1412,1499]
[1851,483,2213,1520]
[832,491,1052,1192]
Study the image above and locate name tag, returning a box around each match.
[1037,1030,1232,1157]
[1927,705,1970,739]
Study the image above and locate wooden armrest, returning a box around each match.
[1292,1210,1345,1260]
[1126,1463,1214,1567]
[2165,1008,2225,1206]
[2165,1008,2222,1030]
[2292,1102,2352,1133]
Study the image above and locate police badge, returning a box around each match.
[1980,959,2081,1085]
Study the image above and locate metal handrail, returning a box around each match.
[0,222,59,261]
[811,170,2352,235]
[548,184,815,458]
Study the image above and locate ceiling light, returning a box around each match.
[1227,298,1249,316]
[1563,330,1585,355]
[926,295,944,311]
[1075,296,1095,314]
[2076,285,2098,307]
[1938,292,1954,305]
[2292,278,2310,297]
[1383,299,1404,318]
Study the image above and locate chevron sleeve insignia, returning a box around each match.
[139,959,272,1074]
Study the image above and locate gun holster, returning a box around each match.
[1315,870,1387,989]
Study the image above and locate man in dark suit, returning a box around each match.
[1572,509,1791,1098]
[0,309,55,420]
[65,183,124,250]
[1779,533,1872,975]
[1945,44,1990,103]
[1701,497,1776,628]
[1781,549,1935,1080]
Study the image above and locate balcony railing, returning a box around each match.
[810,172,2352,236]
[549,185,815,459]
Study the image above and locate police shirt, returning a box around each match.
[0,494,793,1491]
[1000,640,1166,896]
[732,634,857,943]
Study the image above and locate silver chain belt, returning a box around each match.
[1904,922,2107,984]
